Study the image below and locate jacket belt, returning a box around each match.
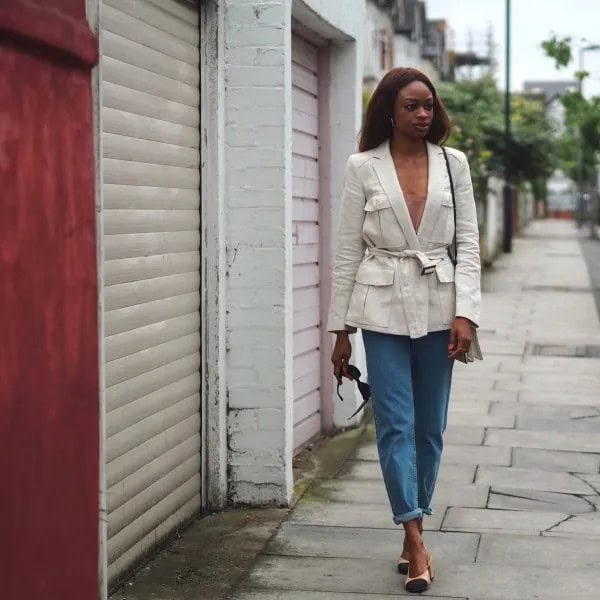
[367,247,449,272]
[365,246,450,338]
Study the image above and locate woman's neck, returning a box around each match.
[390,134,426,158]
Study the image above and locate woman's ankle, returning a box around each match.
[403,521,424,546]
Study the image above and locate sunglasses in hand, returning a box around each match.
[335,364,371,420]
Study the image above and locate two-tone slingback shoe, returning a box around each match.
[397,544,429,575]
[397,555,409,574]
[405,553,434,593]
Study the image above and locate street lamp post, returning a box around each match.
[502,0,512,252]
[576,44,600,232]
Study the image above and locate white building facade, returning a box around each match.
[91,0,365,589]
[362,0,447,100]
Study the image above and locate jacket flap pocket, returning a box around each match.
[355,263,395,286]
[435,257,455,283]
[441,191,454,207]
[364,193,391,212]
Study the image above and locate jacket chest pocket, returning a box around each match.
[347,262,395,328]
[435,257,456,325]
[431,194,455,244]
[363,193,396,243]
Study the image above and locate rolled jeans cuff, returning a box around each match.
[422,506,433,516]
[393,508,423,524]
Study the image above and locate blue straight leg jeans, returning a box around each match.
[362,329,454,524]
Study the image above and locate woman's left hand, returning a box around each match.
[448,317,473,360]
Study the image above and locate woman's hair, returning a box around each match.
[359,67,451,152]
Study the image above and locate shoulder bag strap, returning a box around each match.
[441,147,458,266]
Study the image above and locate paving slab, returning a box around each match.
[442,444,512,466]
[583,495,600,510]
[265,524,479,563]
[497,379,600,394]
[519,390,600,406]
[234,592,466,600]
[309,480,488,510]
[500,355,600,374]
[442,507,568,535]
[241,555,600,600]
[448,399,491,414]
[453,370,519,383]
[516,414,600,433]
[447,412,515,428]
[521,372,600,387]
[450,389,519,403]
[337,460,476,485]
[288,499,446,531]
[452,379,498,391]
[432,482,489,508]
[476,465,595,494]
[512,447,600,473]
[473,339,524,355]
[309,479,389,505]
[488,487,594,514]
[352,444,379,461]
[491,400,600,420]
[443,425,485,445]
[485,428,600,453]
[544,512,600,539]
[477,533,600,568]
[353,443,513,466]
[577,473,600,492]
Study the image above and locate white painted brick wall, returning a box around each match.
[224,0,293,506]
[223,0,364,506]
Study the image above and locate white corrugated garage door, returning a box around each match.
[292,33,322,453]
[100,0,201,581]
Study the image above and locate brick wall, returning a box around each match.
[224,0,294,505]
[222,0,364,505]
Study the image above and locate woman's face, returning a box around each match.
[392,80,434,140]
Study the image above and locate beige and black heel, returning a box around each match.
[397,555,409,574]
[405,553,434,593]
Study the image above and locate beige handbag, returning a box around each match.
[442,147,483,365]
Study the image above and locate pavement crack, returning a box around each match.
[491,489,556,505]
[571,472,600,495]
[570,408,600,420]
[473,532,482,564]
[575,494,598,512]
[544,514,574,534]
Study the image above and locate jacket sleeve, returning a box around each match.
[453,152,481,327]
[327,155,367,333]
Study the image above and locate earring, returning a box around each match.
[390,117,395,127]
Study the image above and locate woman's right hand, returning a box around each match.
[331,332,352,381]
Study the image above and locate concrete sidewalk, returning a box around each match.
[231,219,600,600]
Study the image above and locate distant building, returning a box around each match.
[547,169,577,218]
[363,0,451,96]
[363,0,396,91]
[523,80,577,131]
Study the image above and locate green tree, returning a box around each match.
[438,76,557,198]
[542,35,600,186]
[437,76,503,195]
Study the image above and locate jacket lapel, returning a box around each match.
[417,142,446,243]
[371,142,421,250]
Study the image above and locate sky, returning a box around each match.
[427,0,600,98]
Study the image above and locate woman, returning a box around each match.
[327,68,481,593]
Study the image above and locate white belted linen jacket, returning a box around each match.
[327,140,481,339]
